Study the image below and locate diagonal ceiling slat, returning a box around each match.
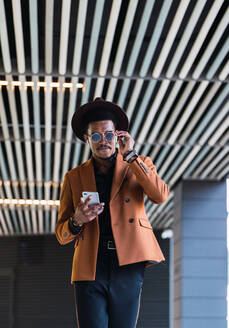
[166,0,207,79]
[94,0,122,95]
[179,82,221,143]
[219,60,229,81]
[211,156,229,179]
[19,76,35,198]
[29,0,39,74]
[72,0,88,75]
[200,147,228,179]
[6,76,27,197]
[0,88,18,184]
[86,0,105,75]
[168,81,209,144]
[163,90,228,182]
[137,80,170,144]
[153,0,190,78]
[131,80,157,144]
[147,81,183,148]
[206,38,229,80]
[208,118,228,146]
[32,76,42,199]
[45,0,54,74]
[126,0,155,77]
[98,0,122,76]
[140,0,172,77]
[187,134,228,179]
[0,0,11,72]
[192,6,229,79]
[179,0,224,79]
[58,0,71,75]
[12,0,25,73]
[218,165,229,181]
[126,79,144,118]
[189,83,229,145]
[117,79,130,108]
[158,82,196,143]
[112,0,138,77]
[107,0,139,99]
[107,78,118,101]
[0,209,9,235]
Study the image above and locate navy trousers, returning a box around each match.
[74,240,145,328]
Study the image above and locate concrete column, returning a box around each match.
[173,180,227,328]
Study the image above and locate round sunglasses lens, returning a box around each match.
[105,132,115,142]
[91,133,101,143]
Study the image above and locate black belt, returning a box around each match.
[100,240,116,250]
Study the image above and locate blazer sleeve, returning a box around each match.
[129,156,170,204]
[55,172,82,245]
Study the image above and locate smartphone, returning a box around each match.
[82,191,100,205]
[117,136,126,145]
[121,137,126,145]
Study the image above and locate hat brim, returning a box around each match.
[71,99,129,141]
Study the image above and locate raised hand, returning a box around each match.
[115,130,135,157]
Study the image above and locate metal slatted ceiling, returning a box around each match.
[0,0,228,236]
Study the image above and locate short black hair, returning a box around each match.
[82,108,117,134]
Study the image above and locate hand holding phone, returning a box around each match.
[72,192,104,225]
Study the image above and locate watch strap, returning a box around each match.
[123,149,138,163]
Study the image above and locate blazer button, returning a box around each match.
[129,218,134,223]
[125,198,130,203]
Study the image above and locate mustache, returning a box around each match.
[97,145,111,150]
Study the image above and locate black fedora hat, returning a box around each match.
[71,97,129,141]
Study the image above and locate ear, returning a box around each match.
[83,134,88,143]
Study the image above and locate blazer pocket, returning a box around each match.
[139,218,152,230]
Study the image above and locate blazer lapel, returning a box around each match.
[110,150,129,201]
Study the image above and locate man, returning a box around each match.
[55,98,169,328]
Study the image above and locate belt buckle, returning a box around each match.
[107,241,116,250]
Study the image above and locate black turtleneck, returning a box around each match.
[93,151,116,239]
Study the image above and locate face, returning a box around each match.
[84,120,116,160]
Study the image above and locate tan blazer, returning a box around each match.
[56,151,169,282]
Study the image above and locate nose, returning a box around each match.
[98,133,107,143]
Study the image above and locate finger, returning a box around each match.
[97,207,104,215]
[89,207,103,215]
[89,203,104,210]
[89,205,104,216]
[84,195,92,207]
[116,130,130,137]
[79,197,85,204]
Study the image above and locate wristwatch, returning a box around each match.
[71,217,84,231]
[123,149,138,163]
[68,217,84,235]
[72,219,83,228]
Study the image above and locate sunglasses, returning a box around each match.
[88,131,116,143]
